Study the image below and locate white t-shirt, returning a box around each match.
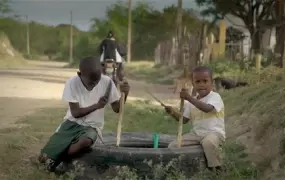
[60,75,120,130]
[183,91,225,139]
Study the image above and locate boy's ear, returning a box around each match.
[77,71,81,76]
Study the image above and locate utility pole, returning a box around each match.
[127,0,132,63]
[176,0,183,65]
[26,15,30,56]
[176,0,185,148]
[69,10,73,64]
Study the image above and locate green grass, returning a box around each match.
[0,99,258,180]
[221,81,285,129]
[124,61,180,85]
[124,60,285,87]
[218,82,285,180]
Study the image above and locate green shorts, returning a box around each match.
[41,120,97,161]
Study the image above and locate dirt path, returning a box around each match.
[0,60,178,129]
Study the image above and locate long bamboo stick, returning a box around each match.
[176,0,185,148]
[145,88,166,107]
[116,80,126,147]
[177,83,185,148]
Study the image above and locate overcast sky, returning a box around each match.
[10,0,202,31]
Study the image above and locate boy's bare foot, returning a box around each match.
[216,166,226,175]
[38,153,48,164]
[38,153,59,172]
[208,166,226,176]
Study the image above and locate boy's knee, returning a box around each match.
[79,137,93,148]
[81,129,97,147]
[201,133,221,149]
[168,141,178,148]
[201,138,215,150]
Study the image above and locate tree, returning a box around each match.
[90,1,203,60]
[91,2,129,42]
[90,2,152,59]
[195,0,275,53]
[91,1,201,60]
[73,33,99,60]
[273,0,285,67]
[226,27,246,43]
[0,0,11,15]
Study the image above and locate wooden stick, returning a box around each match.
[177,85,185,148]
[177,101,184,147]
[145,88,166,107]
[177,34,189,147]
[116,91,126,147]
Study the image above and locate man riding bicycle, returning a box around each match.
[99,31,126,82]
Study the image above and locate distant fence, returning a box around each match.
[154,31,201,68]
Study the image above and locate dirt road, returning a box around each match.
[0,60,178,129]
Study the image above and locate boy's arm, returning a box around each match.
[186,96,214,113]
[186,93,224,113]
[62,78,100,118]
[108,79,128,113]
[111,94,128,113]
[166,102,191,124]
[169,110,190,124]
[69,102,100,118]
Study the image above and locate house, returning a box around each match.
[224,15,276,57]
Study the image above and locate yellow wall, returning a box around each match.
[218,20,226,57]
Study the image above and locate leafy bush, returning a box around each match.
[207,59,241,75]
[23,53,40,60]
[206,59,284,85]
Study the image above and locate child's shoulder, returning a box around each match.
[207,91,223,100]
[100,74,112,82]
[209,91,222,97]
[65,76,80,85]
[99,75,113,85]
[65,75,112,88]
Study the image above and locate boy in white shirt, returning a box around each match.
[38,56,130,172]
[165,66,225,173]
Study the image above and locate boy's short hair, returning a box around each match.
[79,56,101,73]
[192,66,213,79]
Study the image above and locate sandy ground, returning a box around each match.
[0,60,179,129]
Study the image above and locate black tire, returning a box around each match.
[76,132,206,178]
[95,131,177,145]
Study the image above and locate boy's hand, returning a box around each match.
[165,106,174,115]
[119,79,130,94]
[180,88,191,100]
[96,96,109,109]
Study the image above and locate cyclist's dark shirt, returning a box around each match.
[99,38,126,61]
